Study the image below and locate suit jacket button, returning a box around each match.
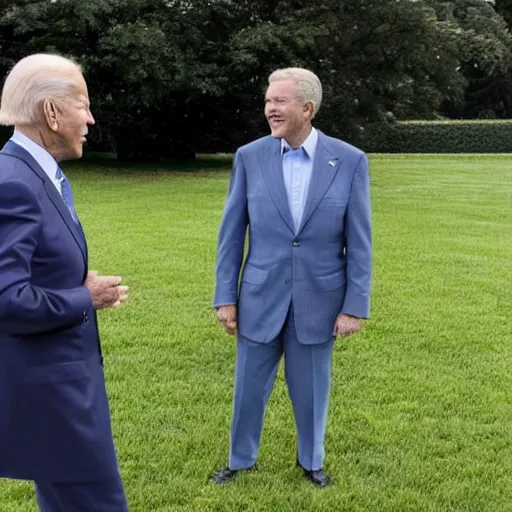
[293,241,300,247]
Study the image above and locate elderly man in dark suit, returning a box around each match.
[0,54,129,512]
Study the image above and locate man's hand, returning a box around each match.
[217,304,237,336]
[332,314,362,338]
[85,270,129,310]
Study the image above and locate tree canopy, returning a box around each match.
[1,0,511,159]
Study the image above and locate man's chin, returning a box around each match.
[68,148,84,161]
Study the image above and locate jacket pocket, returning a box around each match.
[242,264,270,285]
[319,197,347,207]
[317,271,346,291]
[24,360,89,384]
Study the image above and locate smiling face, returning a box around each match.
[264,78,314,149]
[45,71,95,162]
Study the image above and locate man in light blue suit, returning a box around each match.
[0,54,129,511]
[211,68,372,487]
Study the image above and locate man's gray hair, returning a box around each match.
[268,67,322,115]
[0,54,82,126]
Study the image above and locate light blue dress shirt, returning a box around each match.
[281,127,318,231]
[10,130,62,196]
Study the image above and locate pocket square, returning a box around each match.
[328,159,337,167]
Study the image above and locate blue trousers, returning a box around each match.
[229,305,335,471]
[35,475,128,512]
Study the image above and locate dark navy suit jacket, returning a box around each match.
[0,141,120,482]
[214,131,372,344]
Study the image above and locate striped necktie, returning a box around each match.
[55,167,78,223]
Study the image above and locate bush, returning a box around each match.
[359,120,512,153]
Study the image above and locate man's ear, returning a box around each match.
[43,99,59,131]
[304,101,315,119]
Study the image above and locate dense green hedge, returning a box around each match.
[359,120,512,153]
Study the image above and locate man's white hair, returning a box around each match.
[268,67,322,115]
[0,53,82,126]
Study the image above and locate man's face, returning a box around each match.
[55,72,95,161]
[264,79,312,148]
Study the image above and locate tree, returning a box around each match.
[427,0,512,118]
[495,0,512,26]
[1,0,508,158]
[225,0,466,143]
[0,0,236,158]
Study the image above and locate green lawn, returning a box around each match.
[1,154,511,511]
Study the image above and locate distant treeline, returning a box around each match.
[1,0,512,159]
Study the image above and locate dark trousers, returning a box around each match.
[35,475,128,512]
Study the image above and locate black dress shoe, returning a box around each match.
[303,468,330,487]
[297,461,331,487]
[209,466,255,485]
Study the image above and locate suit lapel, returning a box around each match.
[259,138,295,234]
[297,131,342,234]
[2,141,87,263]
[44,179,88,264]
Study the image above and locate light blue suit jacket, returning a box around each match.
[214,130,372,344]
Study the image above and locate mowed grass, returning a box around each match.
[1,154,511,511]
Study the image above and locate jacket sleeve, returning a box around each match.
[0,179,92,335]
[341,153,372,318]
[213,150,249,307]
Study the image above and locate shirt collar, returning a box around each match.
[280,127,318,159]
[10,129,59,181]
